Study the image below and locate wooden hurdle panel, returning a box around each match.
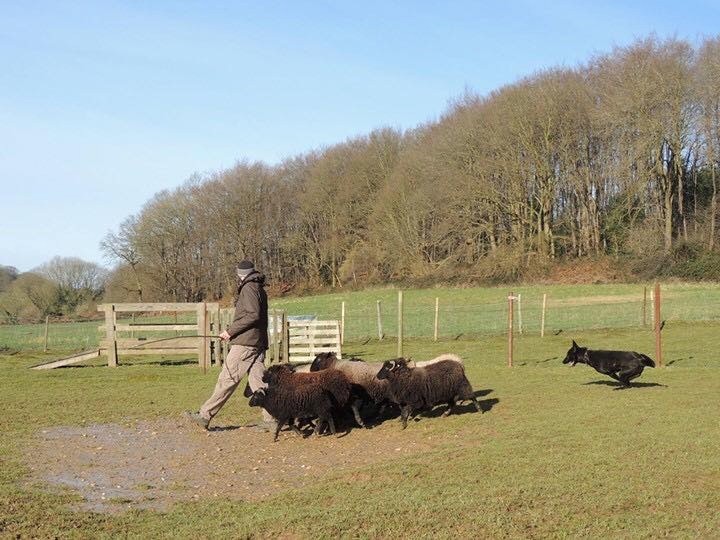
[213,308,289,365]
[287,320,341,363]
[97,302,218,369]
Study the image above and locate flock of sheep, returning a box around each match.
[248,352,482,441]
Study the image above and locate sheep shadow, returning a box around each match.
[583,380,667,390]
[208,425,242,432]
[413,389,498,420]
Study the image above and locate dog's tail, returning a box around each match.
[638,354,655,368]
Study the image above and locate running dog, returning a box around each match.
[562,340,655,388]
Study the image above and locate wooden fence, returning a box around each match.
[33,303,340,370]
[215,308,340,364]
[98,302,219,369]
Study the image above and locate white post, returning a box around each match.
[376,300,383,340]
[340,301,345,345]
[433,297,439,342]
[541,293,547,338]
[397,290,403,357]
[518,293,523,335]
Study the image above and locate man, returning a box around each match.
[185,260,275,431]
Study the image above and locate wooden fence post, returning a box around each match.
[541,293,547,338]
[433,297,439,342]
[654,282,663,367]
[507,292,514,368]
[214,305,221,365]
[340,301,345,345]
[273,310,280,364]
[376,300,384,340]
[397,290,404,358]
[43,315,49,352]
[281,310,289,362]
[197,303,208,372]
[104,304,118,367]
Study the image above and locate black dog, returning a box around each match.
[563,340,655,388]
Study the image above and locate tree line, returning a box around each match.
[0,259,106,323]
[96,36,720,302]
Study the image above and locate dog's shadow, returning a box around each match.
[583,380,667,390]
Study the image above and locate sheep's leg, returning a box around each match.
[442,399,456,417]
[290,419,304,437]
[462,383,483,413]
[327,415,337,436]
[377,403,387,418]
[351,400,366,428]
[400,405,411,429]
[273,419,285,442]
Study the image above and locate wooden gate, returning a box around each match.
[98,302,219,369]
[287,320,342,363]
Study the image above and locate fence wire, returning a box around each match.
[2,284,719,352]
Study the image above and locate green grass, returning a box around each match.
[1,321,719,538]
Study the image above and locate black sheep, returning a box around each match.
[310,352,393,427]
[376,358,481,429]
[263,364,352,433]
[263,364,351,409]
[249,386,336,441]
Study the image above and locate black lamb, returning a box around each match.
[249,386,336,441]
[376,357,481,429]
[263,363,352,433]
[310,352,393,427]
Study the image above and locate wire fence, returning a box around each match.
[2,284,719,352]
[279,285,720,341]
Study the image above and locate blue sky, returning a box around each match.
[1,1,719,272]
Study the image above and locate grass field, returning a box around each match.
[1,313,719,537]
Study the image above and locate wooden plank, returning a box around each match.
[104,305,118,367]
[114,324,199,332]
[289,346,341,354]
[97,324,199,331]
[109,348,198,355]
[31,349,102,370]
[281,311,288,362]
[197,303,207,370]
[96,302,208,312]
[289,340,340,347]
[203,302,211,370]
[100,338,201,349]
[287,329,339,337]
[288,321,340,327]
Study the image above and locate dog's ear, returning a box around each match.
[571,339,578,350]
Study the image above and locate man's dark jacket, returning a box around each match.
[227,270,268,350]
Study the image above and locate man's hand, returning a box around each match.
[219,330,231,341]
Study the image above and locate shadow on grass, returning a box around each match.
[583,380,667,389]
[415,389,498,419]
[666,356,693,366]
[535,356,559,364]
[53,357,199,368]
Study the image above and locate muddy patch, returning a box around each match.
[26,416,473,513]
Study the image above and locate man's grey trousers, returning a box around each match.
[199,344,272,422]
